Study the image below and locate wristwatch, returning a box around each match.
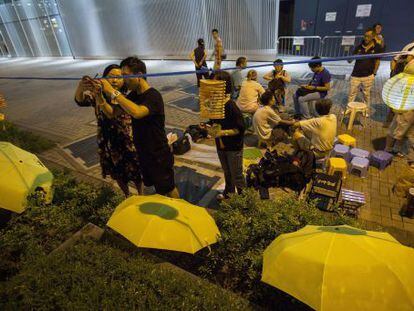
[111,90,121,101]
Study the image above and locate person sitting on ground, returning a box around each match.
[236,69,265,114]
[263,59,291,106]
[189,38,209,87]
[253,90,295,146]
[231,56,247,99]
[292,98,337,159]
[293,56,331,119]
[202,71,246,200]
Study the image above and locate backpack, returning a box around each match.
[172,133,191,155]
[185,124,208,142]
[246,150,315,193]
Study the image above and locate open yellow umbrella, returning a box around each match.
[107,194,220,254]
[262,225,414,311]
[0,142,53,213]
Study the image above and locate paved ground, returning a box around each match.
[1,57,413,237]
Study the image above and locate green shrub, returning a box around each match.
[0,239,252,311]
[0,171,123,281]
[0,121,55,153]
[197,189,359,308]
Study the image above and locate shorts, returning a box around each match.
[140,150,176,195]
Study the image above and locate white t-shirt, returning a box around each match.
[253,106,282,140]
[236,80,265,114]
[299,114,337,152]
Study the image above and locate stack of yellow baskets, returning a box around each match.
[199,79,228,119]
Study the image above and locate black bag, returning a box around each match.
[172,133,191,155]
[307,173,342,211]
[185,125,208,142]
[246,150,315,193]
[296,87,316,97]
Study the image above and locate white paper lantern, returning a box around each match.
[382,65,414,111]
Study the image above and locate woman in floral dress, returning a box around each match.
[74,64,142,196]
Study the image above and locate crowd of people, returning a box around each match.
[69,26,414,210]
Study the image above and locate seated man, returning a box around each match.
[253,90,295,146]
[293,98,337,159]
[293,56,331,119]
[231,56,247,99]
[237,69,265,114]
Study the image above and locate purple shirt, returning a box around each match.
[310,68,331,98]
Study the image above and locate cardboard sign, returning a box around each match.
[293,37,304,46]
[341,36,356,46]
[325,12,337,22]
[356,4,372,17]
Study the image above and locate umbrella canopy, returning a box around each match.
[382,65,414,111]
[262,225,414,311]
[107,194,220,254]
[0,142,53,213]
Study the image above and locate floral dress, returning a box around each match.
[76,95,141,183]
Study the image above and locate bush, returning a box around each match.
[0,170,123,281]
[0,121,55,153]
[197,189,360,308]
[0,239,252,311]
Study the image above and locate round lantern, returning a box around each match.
[382,63,414,111]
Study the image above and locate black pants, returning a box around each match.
[195,65,209,87]
[217,149,245,195]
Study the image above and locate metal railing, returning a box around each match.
[277,36,322,57]
[277,35,364,58]
[320,35,363,57]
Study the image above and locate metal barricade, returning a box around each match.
[320,36,364,58]
[277,36,322,57]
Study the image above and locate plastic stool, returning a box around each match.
[370,151,393,170]
[341,101,368,130]
[349,148,370,160]
[349,157,370,178]
[328,158,348,179]
[337,134,357,148]
[331,144,351,162]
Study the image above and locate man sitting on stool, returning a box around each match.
[293,56,331,119]
[292,99,337,159]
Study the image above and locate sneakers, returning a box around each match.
[216,192,228,201]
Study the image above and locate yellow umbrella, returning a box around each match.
[0,142,53,213]
[107,194,220,254]
[262,225,414,311]
[382,63,414,111]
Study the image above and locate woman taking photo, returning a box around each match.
[74,64,142,197]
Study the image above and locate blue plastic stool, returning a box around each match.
[331,144,351,162]
[350,148,370,160]
[349,157,370,178]
[370,151,393,170]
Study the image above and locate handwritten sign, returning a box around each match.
[293,37,304,46]
[356,4,372,17]
[341,36,356,46]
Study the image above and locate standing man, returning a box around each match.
[348,28,382,107]
[100,56,179,198]
[189,38,209,87]
[211,28,224,71]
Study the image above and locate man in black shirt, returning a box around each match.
[348,28,382,107]
[100,57,179,198]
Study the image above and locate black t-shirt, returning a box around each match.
[351,42,382,77]
[210,100,245,151]
[127,88,170,159]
